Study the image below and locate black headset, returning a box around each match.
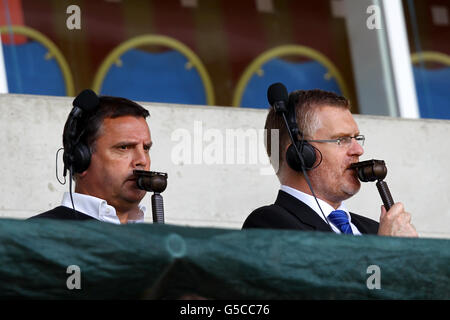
[63,89,100,177]
[267,82,318,172]
[268,83,330,230]
[285,92,317,172]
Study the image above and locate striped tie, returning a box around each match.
[328,210,353,234]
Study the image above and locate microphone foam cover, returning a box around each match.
[267,82,288,106]
[73,89,99,113]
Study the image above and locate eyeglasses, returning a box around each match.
[305,135,365,147]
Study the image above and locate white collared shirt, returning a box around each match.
[280,185,362,235]
[61,192,147,224]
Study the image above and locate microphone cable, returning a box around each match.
[55,147,76,211]
[56,147,66,185]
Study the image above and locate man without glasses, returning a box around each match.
[31,95,152,224]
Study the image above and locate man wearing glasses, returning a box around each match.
[242,89,418,237]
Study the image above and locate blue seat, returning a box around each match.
[241,58,341,109]
[413,66,450,120]
[3,41,65,96]
[233,45,348,108]
[100,48,207,105]
[0,25,74,96]
[93,35,214,105]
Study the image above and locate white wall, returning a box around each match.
[1,94,449,239]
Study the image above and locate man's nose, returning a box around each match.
[133,147,150,169]
[349,138,364,156]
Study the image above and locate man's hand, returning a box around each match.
[377,202,418,237]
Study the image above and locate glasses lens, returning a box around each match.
[356,135,365,146]
[338,136,365,146]
[340,137,352,146]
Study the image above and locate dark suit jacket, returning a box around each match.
[29,206,95,221]
[243,190,379,234]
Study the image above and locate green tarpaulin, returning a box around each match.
[0,218,448,299]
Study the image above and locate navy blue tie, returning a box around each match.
[328,210,353,234]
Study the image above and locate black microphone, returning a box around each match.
[136,171,168,193]
[267,82,289,114]
[72,89,99,115]
[66,89,99,142]
[350,159,395,211]
[267,82,305,169]
[268,82,301,139]
[133,170,168,224]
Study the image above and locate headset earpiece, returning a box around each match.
[63,125,92,175]
[286,141,316,172]
[70,142,91,174]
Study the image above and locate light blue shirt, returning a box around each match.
[61,192,147,224]
[280,185,362,235]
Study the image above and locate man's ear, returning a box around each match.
[283,143,291,154]
[76,169,89,179]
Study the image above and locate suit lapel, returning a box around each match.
[350,213,367,234]
[275,190,332,232]
[350,212,379,234]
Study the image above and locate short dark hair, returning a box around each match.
[265,89,350,168]
[63,96,150,153]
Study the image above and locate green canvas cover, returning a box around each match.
[0,218,448,299]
